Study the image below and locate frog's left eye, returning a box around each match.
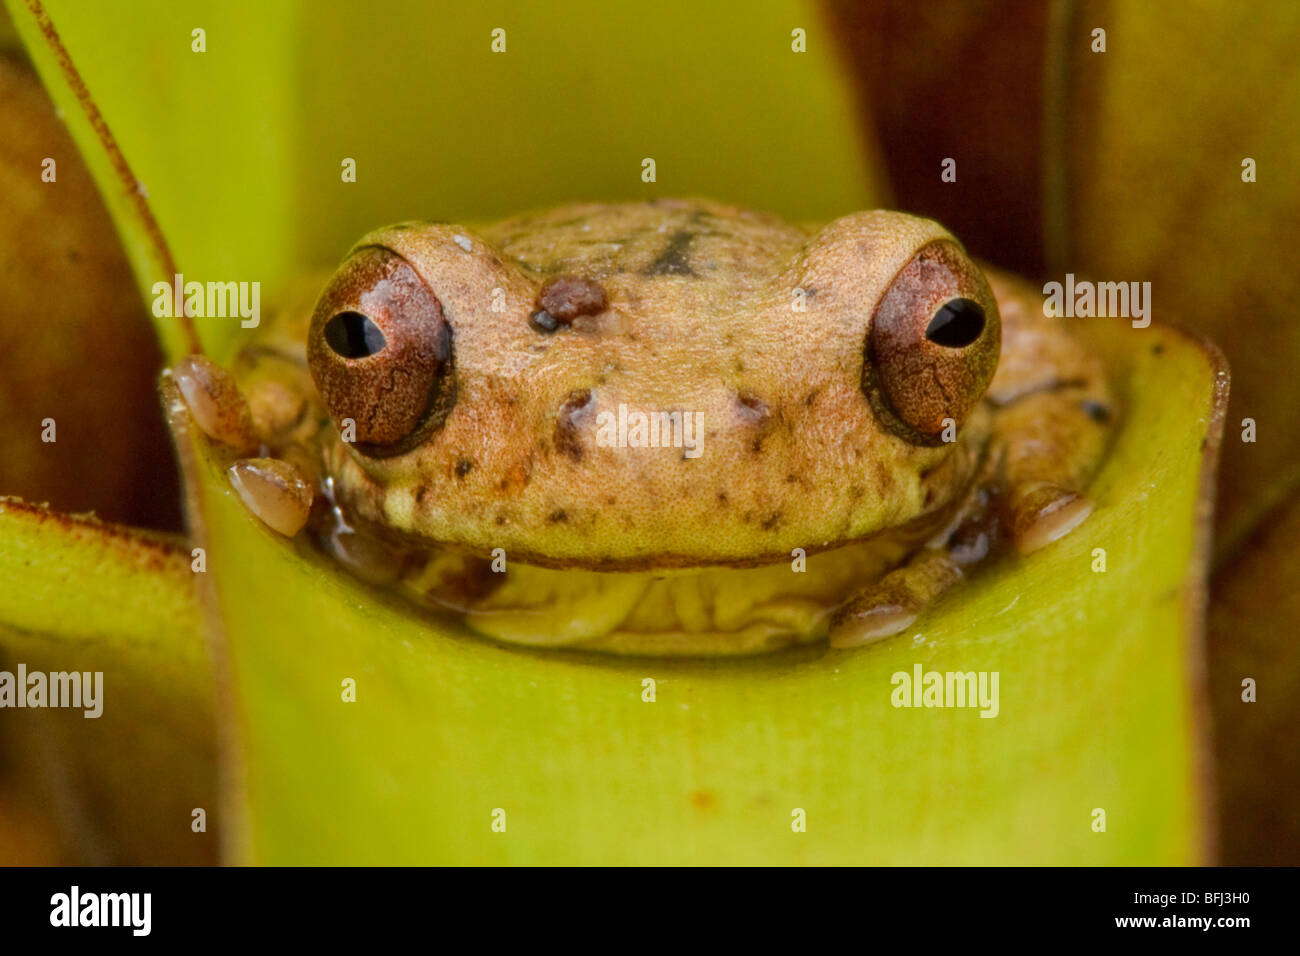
[862,240,1001,445]
[307,246,453,455]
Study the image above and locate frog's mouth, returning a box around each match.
[397,517,945,656]
[320,406,989,655]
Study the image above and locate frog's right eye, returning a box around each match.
[307,246,454,455]
[861,240,1001,446]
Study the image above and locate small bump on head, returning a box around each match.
[529,276,608,333]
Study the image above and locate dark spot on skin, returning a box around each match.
[455,458,473,478]
[736,392,768,421]
[872,460,895,499]
[548,509,568,524]
[786,474,799,483]
[1080,400,1113,425]
[643,231,697,277]
[1200,436,1208,452]
[537,275,608,323]
[529,309,560,333]
[761,512,783,531]
[716,491,729,506]
[737,393,773,454]
[803,389,820,406]
[554,389,594,462]
[1152,343,1165,356]
[494,514,507,526]
[67,249,81,264]
[416,486,429,505]
[496,458,533,493]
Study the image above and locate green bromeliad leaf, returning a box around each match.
[0,499,217,863]
[6,0,1223,863]
[167,318,1223,865]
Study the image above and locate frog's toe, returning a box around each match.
[228,457,314,537]
[171,354,259,453]
[1008,482,1093,554]
[828,549,962,649]
[829,603,917,649]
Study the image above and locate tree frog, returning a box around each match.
[172,199,1113,655]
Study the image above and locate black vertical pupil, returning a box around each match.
[324,311,387,358]
[925,298,985,348]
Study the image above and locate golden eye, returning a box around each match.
[862,240,1001,444]
[307,247,453,455]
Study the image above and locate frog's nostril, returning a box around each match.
[324,311,387,359]
[925,298,985,348]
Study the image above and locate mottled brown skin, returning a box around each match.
[174,199,1114,654]
[309,200,996,569]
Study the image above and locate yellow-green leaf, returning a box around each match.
[163,313,1224,864]
[0,499,217,863]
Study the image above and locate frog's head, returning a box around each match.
[304,200,1000,569]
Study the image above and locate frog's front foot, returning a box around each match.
[171,354,316,537]
[226,457,314,536]
[833,388,1111,651]
[1007,482,1093,554]
[828,547,963,647]
[828,481,1097,649]
[829,482,1001,648]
